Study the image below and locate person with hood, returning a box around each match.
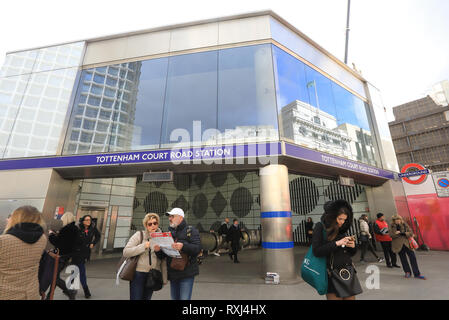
[48,211,82,300]
[76,215,101,298]
[0,206,48,300]
[312,200,362,300]
[359,214,384,263]
[389,215,426,280]
[123,213,167,300]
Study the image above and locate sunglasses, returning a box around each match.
[147,222,158,227]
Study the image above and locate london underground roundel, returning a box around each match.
[400,163,428,185]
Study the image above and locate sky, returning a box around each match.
[0,0,448,121]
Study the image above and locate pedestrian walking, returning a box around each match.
[123,213,167,300]
[305,217,314,245]
[359,214,384,263]
[374,213,400,268]
[48,212,82,300]
[0,206,48,300]
[75,215,101,298]
[164,208,202,300]
[312,200,363,300]
[389,215,426,280]
[216,217,232,256]
[228,219,244,263]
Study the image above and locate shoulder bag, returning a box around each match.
[145,250,163,291]
[301,222,328,295]
[328,252,363,298]
[116,231,143,282]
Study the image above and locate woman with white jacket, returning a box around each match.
[123,213,167,300]
[359,214,384,263]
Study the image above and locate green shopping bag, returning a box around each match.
[300,223,328,295]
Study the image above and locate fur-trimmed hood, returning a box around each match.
[320,199,354,234]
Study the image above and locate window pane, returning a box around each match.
[218,44,278,143]
[161,51,217,146]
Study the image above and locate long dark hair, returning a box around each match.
[79,215,93,230]
[326,207,350,241]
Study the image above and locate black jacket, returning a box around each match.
[165,220,202,281]
[217,222,230,239]
[78,223,101,263]
[48,222,82,262]
[228,224,244,249]
[312,200,357,269]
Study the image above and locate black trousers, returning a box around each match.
[380,241,397,266]
[231,242,240,261]
[398,245,421,276]
[360,240,379,260]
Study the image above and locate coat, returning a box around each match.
[77,223,101,263]
[48,222,83,263]
[312,200,357,269]
[228,224,244,250]
[123,228,167,284]
[0,223,47,300]
[389,221,414,253]
[358,219,372,239]
[165,220,202,281]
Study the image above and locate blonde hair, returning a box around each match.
[4,206,45,234]
[142,213,160,229]
[391,214,404,224]
[61,212,75,227]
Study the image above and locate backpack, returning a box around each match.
[185,226,203,265]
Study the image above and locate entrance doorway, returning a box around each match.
[76,206,108,257]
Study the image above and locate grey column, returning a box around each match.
[260,164,298,283]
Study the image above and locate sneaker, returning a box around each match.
[377,258,385,263]
[415,275,426,280]
[405,273,411,278]
[212,252,220,256]
[393,265,401,268]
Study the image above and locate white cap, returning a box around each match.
[166,207,184,218]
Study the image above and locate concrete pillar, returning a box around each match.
[260,164,298,283]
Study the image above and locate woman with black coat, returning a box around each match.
[76,215,101,298]
[312,200,363,300]
[48,212,82,300]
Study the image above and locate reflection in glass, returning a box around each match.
[273,45,378,166]
[217,44,278,144]
[161,51,217,147]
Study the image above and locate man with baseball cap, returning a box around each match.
[163,208,201,300]
[374,213,400,268]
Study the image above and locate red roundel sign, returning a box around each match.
[400,163,429,185]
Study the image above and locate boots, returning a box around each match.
[83,286,91,299]
[63,289,77,300]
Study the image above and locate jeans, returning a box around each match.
[170,277,195,300]
[380,241,397,266]
[398,245,421,277]
[76,263,88,288]
[130,271,153,300]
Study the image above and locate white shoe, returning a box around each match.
[212,252,220,256]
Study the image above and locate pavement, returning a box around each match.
[53,246,449,300]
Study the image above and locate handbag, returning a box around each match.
[409,237,419,250]
[301,223,328,295]
[170,252,190,271]
[145,250,163,291]
[116,231,143,282]
[38,248,60,300]
[328,253,363,298]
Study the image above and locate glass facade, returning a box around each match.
[272,45,380,166]
[0,42,84,158]
[63,44,279,154]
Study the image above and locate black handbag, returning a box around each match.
[145,250,163,291]
[328,253,363,298]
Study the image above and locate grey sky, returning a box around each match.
[1,0,448,119]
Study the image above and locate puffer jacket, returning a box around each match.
[123,228,167,283]
[389,221,414,253]
[359,219,372,239]
[312,200,357,269]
